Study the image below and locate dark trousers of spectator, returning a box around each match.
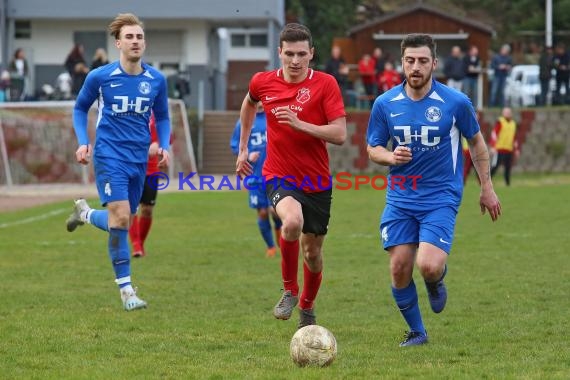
[463,77,478,108]
[491,152,513,186]
[490,76,507,107]
[554,78,569,105]
[538,78,550,106]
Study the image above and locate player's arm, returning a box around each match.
[274,108,346,145]
[230,123,240,156]
[72,72,99,165]
[236,93,256,177]
[467,131,501,221]
[153,78,171,168]
[367,144,412,166]
[366,102,411,166]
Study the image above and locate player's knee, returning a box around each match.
[111,213,130,229]
[417,262,441,281]
[257,208,269,219]
[281,216,303,240]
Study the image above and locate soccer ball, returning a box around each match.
[290,325,337,367]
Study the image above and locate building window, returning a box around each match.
[250,34,267,47]
[230,32,268,48]
[15,20,31,39]
[231,34,246,47]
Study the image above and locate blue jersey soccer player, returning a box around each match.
[366,34,501,346]
[230,103,282,257]
[65,13,171,311]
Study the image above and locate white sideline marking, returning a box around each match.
[0,208,66,229]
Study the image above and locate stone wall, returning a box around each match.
[200,108,570,174]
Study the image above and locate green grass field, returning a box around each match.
[1,174,569,379]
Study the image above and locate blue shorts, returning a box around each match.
[245,180,270,209]
[93,156,146,214]
[379,204,457,254]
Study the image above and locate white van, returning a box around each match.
[503,65,540,107]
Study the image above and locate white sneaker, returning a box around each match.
[66,198,90,232]
[120,288,147,311]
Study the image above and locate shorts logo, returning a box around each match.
[104,182,112,196]
[272,192,280,205]
[425,106,442,122]
[381,226,389,242]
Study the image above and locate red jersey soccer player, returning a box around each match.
[129,113,161,257]
[236,23,347,329]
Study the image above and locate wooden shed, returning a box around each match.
[338,2,495,69]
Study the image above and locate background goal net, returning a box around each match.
[0,99,197,186]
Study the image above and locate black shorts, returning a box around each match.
[140,175,158,206]
[266,178,332,235]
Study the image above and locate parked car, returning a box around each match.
[503,65,540,107]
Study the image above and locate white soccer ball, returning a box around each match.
[290,325,337,367]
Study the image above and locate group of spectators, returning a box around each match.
[0,44,109,102]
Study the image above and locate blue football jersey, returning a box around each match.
[230,111,268,181]
[73,61,170,163]
[367,79,479,211]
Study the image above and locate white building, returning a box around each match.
[0,0,284,109]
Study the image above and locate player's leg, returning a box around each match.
[66,198,109,232]
[271,207,283,247]
[136,179,157,256]
[389,244,428,346]
[381,205,427,346]
[129,209,141,256]
[417,206,457,314]
[251,185,276,256]
[267,178,303,320]
[503,152,513,186]
[272,196,303,319]
[297,189,331,329]
[99,158,147,311]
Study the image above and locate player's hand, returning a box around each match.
[75,144,91,165]
[275,106,302,130]
[158,148,170,169]
[236,150,253,179]
[148,142,159,157]
[392,145,412,165]
[480,188,501,222]
[248,151,260,163]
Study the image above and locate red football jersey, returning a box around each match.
[146,114,159,175]
[249,68,345,192]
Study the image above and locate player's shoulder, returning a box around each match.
[433,80,471,105]
[142,62,166,80]
[251,70,278,83]
[87,61,120,80]
[377,83,405,103]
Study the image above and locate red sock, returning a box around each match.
[138,216,153,245]
[279,236,299,295]
[129,215,141,250]
[299,262,322,310]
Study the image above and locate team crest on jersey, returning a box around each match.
[296,88,310,104]
[138,81,151,95]
[425,106,442,122]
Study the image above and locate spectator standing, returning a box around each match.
[8,48,29,101]
[463,45,481,108]
[538,45,554,106]
[552,44,570,105]
[443,45,465,91]
[489,44,513,108]
[64,43,89,98]
[377,61,402,93]
[91,48,110,70]
[373,47,386,96]
[324,45,349,96]
[358,53,376,107]
[490,107,519,186]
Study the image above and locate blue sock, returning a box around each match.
[258,217,274,248]
[108,228,131,288]
[392,280,426,335]
[272,215,282,230]
[88,209,109,231]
